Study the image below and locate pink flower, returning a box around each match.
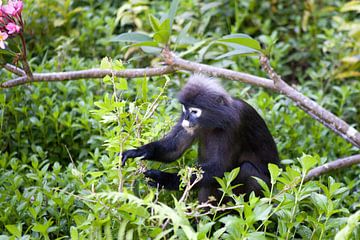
[0,31,8,49]
[6,22,20,34]
[2,0,23,17]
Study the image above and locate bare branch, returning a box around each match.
[304,154,360,182]
[0,66,175,88]
[1,50,359,149]
[259,55,360,148]
[162,49,276,90]
[161,49,360,148]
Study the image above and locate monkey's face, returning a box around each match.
[181,105,202,133]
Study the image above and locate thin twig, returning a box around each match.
[4,63,25,76]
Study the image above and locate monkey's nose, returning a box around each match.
[184,114,189,120]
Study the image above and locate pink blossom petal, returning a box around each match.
[0,40,6,49]
[2,5,15,15]
[6,22,21,34]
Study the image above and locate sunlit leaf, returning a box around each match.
[268,163,281,184]
[335,210,360,240]
[70,226,79,240]
[117,78,128,90]
[149,14,161,32]
[299,154,318,173]
[100,57,112,69]
[5,225,21,237]
[341,1,360,12]
[218,34,262,51]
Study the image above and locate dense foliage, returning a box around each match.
[0,0,359,239]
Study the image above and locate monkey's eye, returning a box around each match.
[189,107,202,117]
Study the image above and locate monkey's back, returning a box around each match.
[232,98,280,172]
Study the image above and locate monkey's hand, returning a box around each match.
[144,170,180,190]
[121,148,146,166]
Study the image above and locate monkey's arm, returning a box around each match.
[122,121,196,165]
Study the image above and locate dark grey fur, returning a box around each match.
[122,75,280,203]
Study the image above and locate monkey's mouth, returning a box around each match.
[182,120,197,133]
[182,120,195,128]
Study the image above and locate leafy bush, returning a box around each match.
[0,0,359,239]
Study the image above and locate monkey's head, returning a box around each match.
[178,74,238,132]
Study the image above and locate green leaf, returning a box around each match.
[215,48,258,60]
[247,232,267,240]
[212,227,226,238]
[160,19,171,32]
[0,49,17,56]
[253,176,270,194]
[299,154,317,173]
[154,31,170,44]
[117,220,128,240]
[149,14,161,32]
[140,46,162,54]
[223,33,253,39]
[268,163,281,185]
[32,223,47,233]
[130,41,159,48]
[5,225,21,237]
[310,192,328,213]
[168,0,180,28]
[153,19,171,44]
[114,59,125,71]
[253,204,272,221]
[103,75,112,84]
[110,32,152,43]
[218,34,262,51]
[125,229,134,240]
[214,177,226,190]
[70,226,79,240]
[335,210,360,240]
[341,1,360,13]
[227,167,240,184]
[118,78,128,90]
[100,57,112,69]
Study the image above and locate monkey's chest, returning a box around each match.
[197,131,232,164]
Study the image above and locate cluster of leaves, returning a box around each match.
[0,0,359,239]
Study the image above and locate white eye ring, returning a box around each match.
[189,107,202,117]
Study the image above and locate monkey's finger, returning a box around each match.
[121,152,132,166]
[121,156,128,166]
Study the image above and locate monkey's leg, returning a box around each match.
[236,161,270,197]
[144,170,180,190]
